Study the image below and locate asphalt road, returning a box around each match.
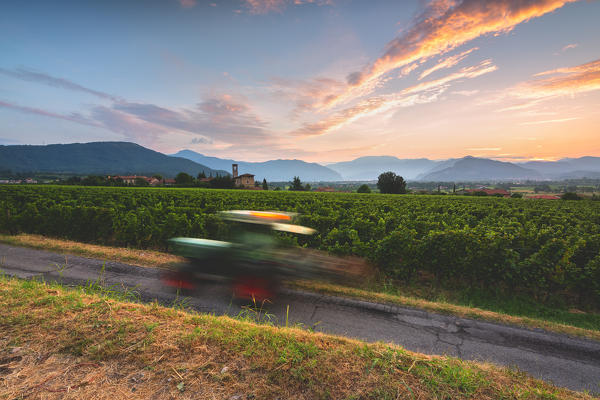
[1,243,599,393]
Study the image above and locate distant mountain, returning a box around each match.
[414,158,458,179]
[172,150,342,182]
[0,142,226,178]
[419,156,542,181]
[327,156,439,180]
[556,170,600,179]
[520,157,600,179]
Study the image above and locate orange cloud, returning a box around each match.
[294,59,496,136]
[325,0,576,109]
[419,47,477,80]
[516,58,600,98]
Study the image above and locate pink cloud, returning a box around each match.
[178,0,197,8]
[561,43,578,52]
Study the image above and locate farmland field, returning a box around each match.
[2,185,600,307]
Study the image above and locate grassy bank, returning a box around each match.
[2,233,600,341]
[0,275,594,399]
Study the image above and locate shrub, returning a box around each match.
[357,184,371,193]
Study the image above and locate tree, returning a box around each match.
[357,184,371,193]
[209,175,235,189]
[262,178,268,190]
[289,176,305,191]
[175,172,194,186]
[80,175,106,186]
[152,174,163,181]
[65,176,82,185]
[197,171,206,180]
[561,192,581,200]
[377,172,407,194]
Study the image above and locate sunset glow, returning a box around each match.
[1,0,599,162]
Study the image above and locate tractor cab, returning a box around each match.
[165,210,315,300]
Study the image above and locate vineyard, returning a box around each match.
[2,185,600,306]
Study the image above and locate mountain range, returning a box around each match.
[0,142,226,177]
[327,155,600,181]
[418,156,543,181]
[1,141,599,182]
[171,150,342,182]
[326,156,437,180]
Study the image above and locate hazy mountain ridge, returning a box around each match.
[419,156,543,181]
[329,155,600,182]
[172,150,342,182]
[2,141,599,182]
[519,157,600,179]
[0,142,226,177]
[327,156,439,180]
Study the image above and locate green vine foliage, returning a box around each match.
[2,185,600,305]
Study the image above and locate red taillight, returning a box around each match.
[161,272,196,290]
[233,277,274,301]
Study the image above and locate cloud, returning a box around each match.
[515,58,600,99]
[293,59,496,136]
[241,0,331,14]
[191,137,212,144]
[561,43,578,52]
[403,59,497,95]
[496,99,541,112]
[453,89,479,96]
[88,106,174,142]
[105,95,269,144]
[1,89,270,147]
[519,117,580,125]
[269,77,346,114]
[0,100,102,128]
[323,0,576,109]
[465,147,501,151]
[0,65,276,152]
[243,0,286,14]
[419,47,477,80]
[0,67,119,101]
[178,0,197,8]
[400,63,420,77]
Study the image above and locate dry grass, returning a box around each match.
[2,233,599,342]
[0,233,182,268]
[0,276,594,400]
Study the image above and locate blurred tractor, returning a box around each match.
[163,210,366,300]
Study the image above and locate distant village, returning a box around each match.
[1,163,599,200]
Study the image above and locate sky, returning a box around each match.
[1,0,599,163]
